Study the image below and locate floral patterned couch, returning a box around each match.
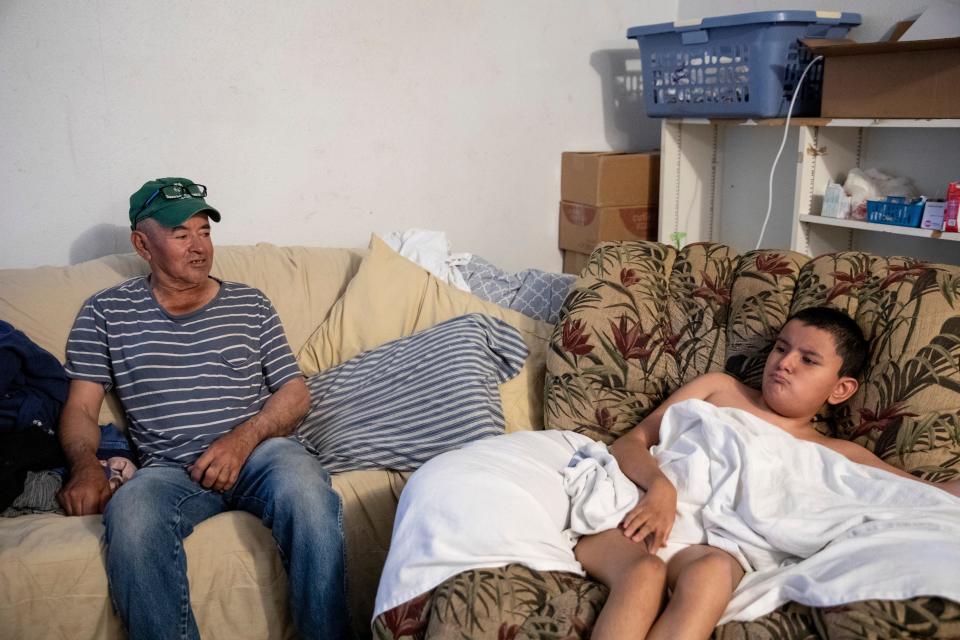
[373,240,960,640]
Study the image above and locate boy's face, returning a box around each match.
[762,319,859,419]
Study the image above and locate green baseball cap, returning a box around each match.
[129,177,221,230]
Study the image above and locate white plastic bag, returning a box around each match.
[843,168,918,220]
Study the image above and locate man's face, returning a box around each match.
[135,213,214,288]
[762,319,853,419]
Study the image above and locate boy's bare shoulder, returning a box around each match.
[818,435,872,462]
[692,371,738,386]
[690,371,744,395]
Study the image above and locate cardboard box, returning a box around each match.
[562,250,591,275]
[561,152,659,206]
[558,201,658,254]
[804,37,960,118]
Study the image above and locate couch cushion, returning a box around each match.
[0,511,290,639]
[788,253,960,479]
[297,235,554,432]
[0,468,409,640]
[0,244,364,428]
[299,314,528,472]
[546,242,960,483]
[208,244,365,354]
[372,564,607,640]
[545,241,744,443]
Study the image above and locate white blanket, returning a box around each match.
[655,399,960,623]
[373,399,960,625]
[373,429,595,619]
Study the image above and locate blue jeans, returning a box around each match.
[103,437,350,640]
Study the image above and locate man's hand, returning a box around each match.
[189,378,310,492]
[620,477,677,549]
[58,462,112,516]
[189,429,257,492]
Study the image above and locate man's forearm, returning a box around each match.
[233,377,311,447]
[59,403,104,472]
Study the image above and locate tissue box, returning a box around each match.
[821,182,851,218]
[920,201,946,231]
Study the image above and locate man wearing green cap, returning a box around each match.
[56,178,350,639]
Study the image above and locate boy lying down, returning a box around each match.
[374,307,960,638]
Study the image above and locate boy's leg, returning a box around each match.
[103,465,226,640]
[575,528,666,640]
[647,545,744,640]
[227,437,351,640]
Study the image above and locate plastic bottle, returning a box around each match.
[945,181,960,233]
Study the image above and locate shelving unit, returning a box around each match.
[658,118,960,264]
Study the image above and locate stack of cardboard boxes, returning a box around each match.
[558,151,660,274]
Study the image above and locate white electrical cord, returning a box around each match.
[754,54,824,250]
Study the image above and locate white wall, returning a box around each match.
[0,0,672,271]
[678,1,931,42]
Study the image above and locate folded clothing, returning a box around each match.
[298,313,528,473]
[0,428,66,511]
[458,255,575,324]
[0,320,69,436]
[1,470,64,517]
[380,229,472,292]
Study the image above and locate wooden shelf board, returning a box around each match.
[667,118,960,128]
[799,214,960,241]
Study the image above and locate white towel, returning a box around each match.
[653,399,960,623]
[373,430,594,621]
[563,440,639,537]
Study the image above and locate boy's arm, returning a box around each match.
[830,439,960,498]
[609,372,732,547]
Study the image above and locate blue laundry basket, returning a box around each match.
[627,11,861,118]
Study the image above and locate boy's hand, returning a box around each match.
[620,477,677,549]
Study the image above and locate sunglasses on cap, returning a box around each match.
[133,183,208,223]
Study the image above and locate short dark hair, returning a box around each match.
[786,306,868,378]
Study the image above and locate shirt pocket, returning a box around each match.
[219,343,260,374]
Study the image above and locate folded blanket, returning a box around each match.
[373,429,594,620]
[655,399,960,623]
[458,255,576,324]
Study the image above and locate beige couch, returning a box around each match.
[0,237,554,640]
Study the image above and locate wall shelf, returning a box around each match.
[665,118,960,129]
[658,117,960,264]
[798,214,960,242]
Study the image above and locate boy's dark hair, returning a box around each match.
[786,306,868,378]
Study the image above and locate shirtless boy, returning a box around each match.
[576,306,960,640]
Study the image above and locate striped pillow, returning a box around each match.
[297,313,528,473]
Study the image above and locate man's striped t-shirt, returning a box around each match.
[65,277,302,467]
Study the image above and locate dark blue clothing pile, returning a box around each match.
[0,320,70,510]
[0,320,69,436]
